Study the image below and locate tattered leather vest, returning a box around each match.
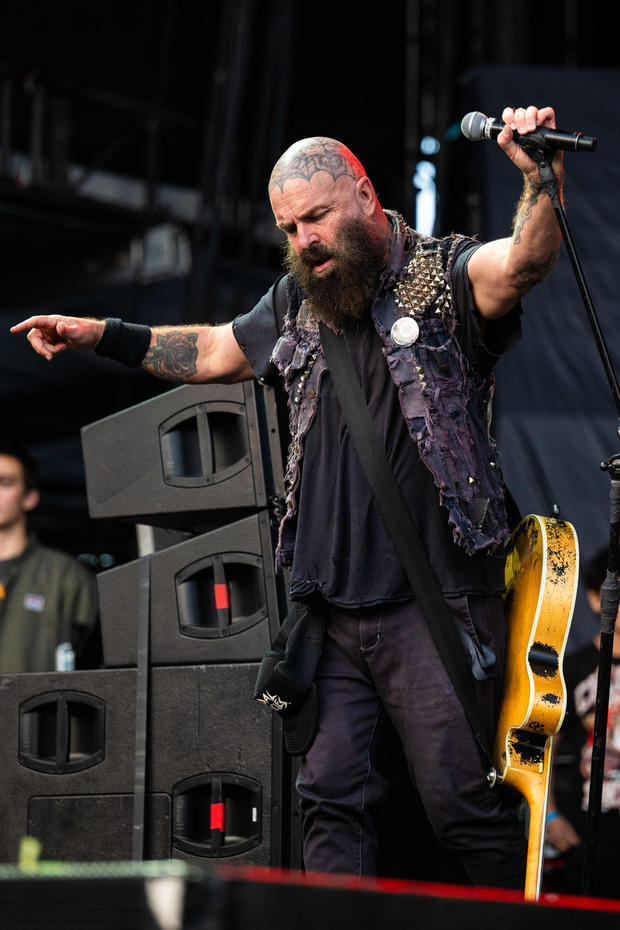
[271,214,510,571]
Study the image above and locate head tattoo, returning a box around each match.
[269,137,365,194]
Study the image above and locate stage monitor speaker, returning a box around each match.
[209,868,620,930]
[81,382,284,532]
[0,861,210,930]
[97,512,283,667]
[0,665,283,869]
[3,864,620,930]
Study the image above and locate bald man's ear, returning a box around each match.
[355,176,377,214]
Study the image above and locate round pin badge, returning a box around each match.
[391,317,420,347]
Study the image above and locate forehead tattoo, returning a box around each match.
[269,138,361,194]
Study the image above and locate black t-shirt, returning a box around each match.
[233,241,520,606]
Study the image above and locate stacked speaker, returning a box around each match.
[0,382,295,869]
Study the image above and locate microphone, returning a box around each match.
[460,111,597,152]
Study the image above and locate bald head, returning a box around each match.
[269,137,367,195]
[267,134,391,286]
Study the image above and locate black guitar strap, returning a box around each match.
[319,321,494,767]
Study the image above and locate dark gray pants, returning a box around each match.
[296,596,527,888]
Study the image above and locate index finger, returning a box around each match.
[501,107,517,130]
[10,315,58,334]
[535,106,556,129]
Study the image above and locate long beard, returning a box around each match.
[283,216,388,326]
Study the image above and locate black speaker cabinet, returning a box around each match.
[97,511,282,667]
[148,664,283,868]
[0,669,137,862]
[80,381,283,532]
[0,665,283,868]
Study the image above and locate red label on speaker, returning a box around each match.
[214,584,230,609]
[210,802,226,832]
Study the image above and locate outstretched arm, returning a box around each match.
[10,315,255,383]
[140,324,254,383]
[468,105,564,320]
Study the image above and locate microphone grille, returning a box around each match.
[460,111,487,142]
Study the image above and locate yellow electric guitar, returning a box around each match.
[493,513,579,901]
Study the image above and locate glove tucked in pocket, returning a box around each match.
[254,601,326,756]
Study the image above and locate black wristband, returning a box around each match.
[94,318,152,367]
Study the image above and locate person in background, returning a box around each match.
[544,547,620,898]
[0,441,99,672]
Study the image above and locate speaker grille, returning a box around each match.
[19,691,105,774]
[172,772,262,858]
[159,402,250,487]
[176,552,266,638]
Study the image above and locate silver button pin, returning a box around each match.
[391,317,420,347]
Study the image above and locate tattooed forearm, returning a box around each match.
[508,177,559,293]
[512,180,545,244]
[143,331,199,381]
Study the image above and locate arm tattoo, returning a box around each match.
[143,331,199,381]
[512,181,544,244]
[269,138,359,194]
[510,180,556,293]
[510,257,556,294]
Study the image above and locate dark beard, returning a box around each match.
[283,216,388,326]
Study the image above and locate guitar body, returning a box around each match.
[494,514,579,899]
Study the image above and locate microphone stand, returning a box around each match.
[520,139,620,898]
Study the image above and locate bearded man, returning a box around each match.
[12,105,564,890]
